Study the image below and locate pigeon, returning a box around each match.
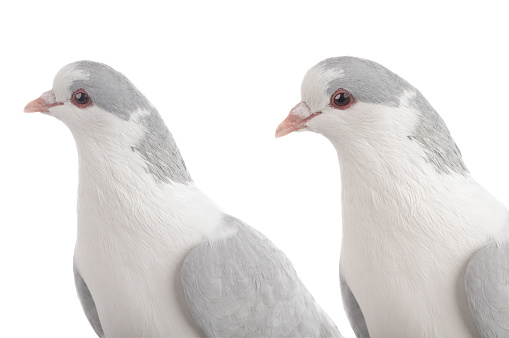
[276,56,509,338]
[24,61,342,338]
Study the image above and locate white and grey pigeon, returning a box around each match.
[276,57,509,338]
[24,61,342,338]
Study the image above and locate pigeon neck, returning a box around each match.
[131,111,193,185]
[333,132,469,205]
[70,109,192,186]
[74,132,222,240]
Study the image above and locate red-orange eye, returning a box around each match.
[71,89,92,108]
[330,88,354,109]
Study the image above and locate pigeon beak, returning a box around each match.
[275,102,321,138]
[24,90,63,113]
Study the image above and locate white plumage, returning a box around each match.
[277,56,509,338]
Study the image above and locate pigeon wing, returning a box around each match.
[181,215,342,337]
[340,270,370,338]
[465,240,509,338]
[73,263,104,337]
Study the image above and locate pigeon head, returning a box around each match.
[276,56,468,175]
[24,61,155,130]
[25,61,192,184]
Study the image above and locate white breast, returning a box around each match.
[71,112,223,337]
[311,96,509,337]
[340,162,508,338]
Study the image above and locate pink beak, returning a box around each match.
[24,90,63,113]
[275,102,321,138]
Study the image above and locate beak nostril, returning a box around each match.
[291,102,313,119]
[275,102,321,138]
[40,90,58,105]
[24,90,63,113]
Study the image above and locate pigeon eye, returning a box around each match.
[71,89,92,108]
[330,89,354,109]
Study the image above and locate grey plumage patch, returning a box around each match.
[69,61,152,121]
[465,239,509,337]
[68,61,192,184]
[318,57,468,175]
[74,263,104,338]
[407,93,468,175]
[320,57,413,107]
[134,112,192,184]
[181,215,343,337]
[340,272,370,338]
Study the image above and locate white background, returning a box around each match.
[1,1,509,337]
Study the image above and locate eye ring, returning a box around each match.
[329,88,354,110]
[71,89,93,108]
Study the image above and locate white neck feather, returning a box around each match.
[71,111,222,336]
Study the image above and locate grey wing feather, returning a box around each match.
[339,270,370,338]
[465,240,509,338]
[73,263,104,338]
[181,215,343,337]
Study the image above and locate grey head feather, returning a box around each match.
[317,57,468,175]
[68,61,192,184]
[69,61,151,121]
[407,93,468,175]
[320,57,413,107]
[134,112,192,184]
